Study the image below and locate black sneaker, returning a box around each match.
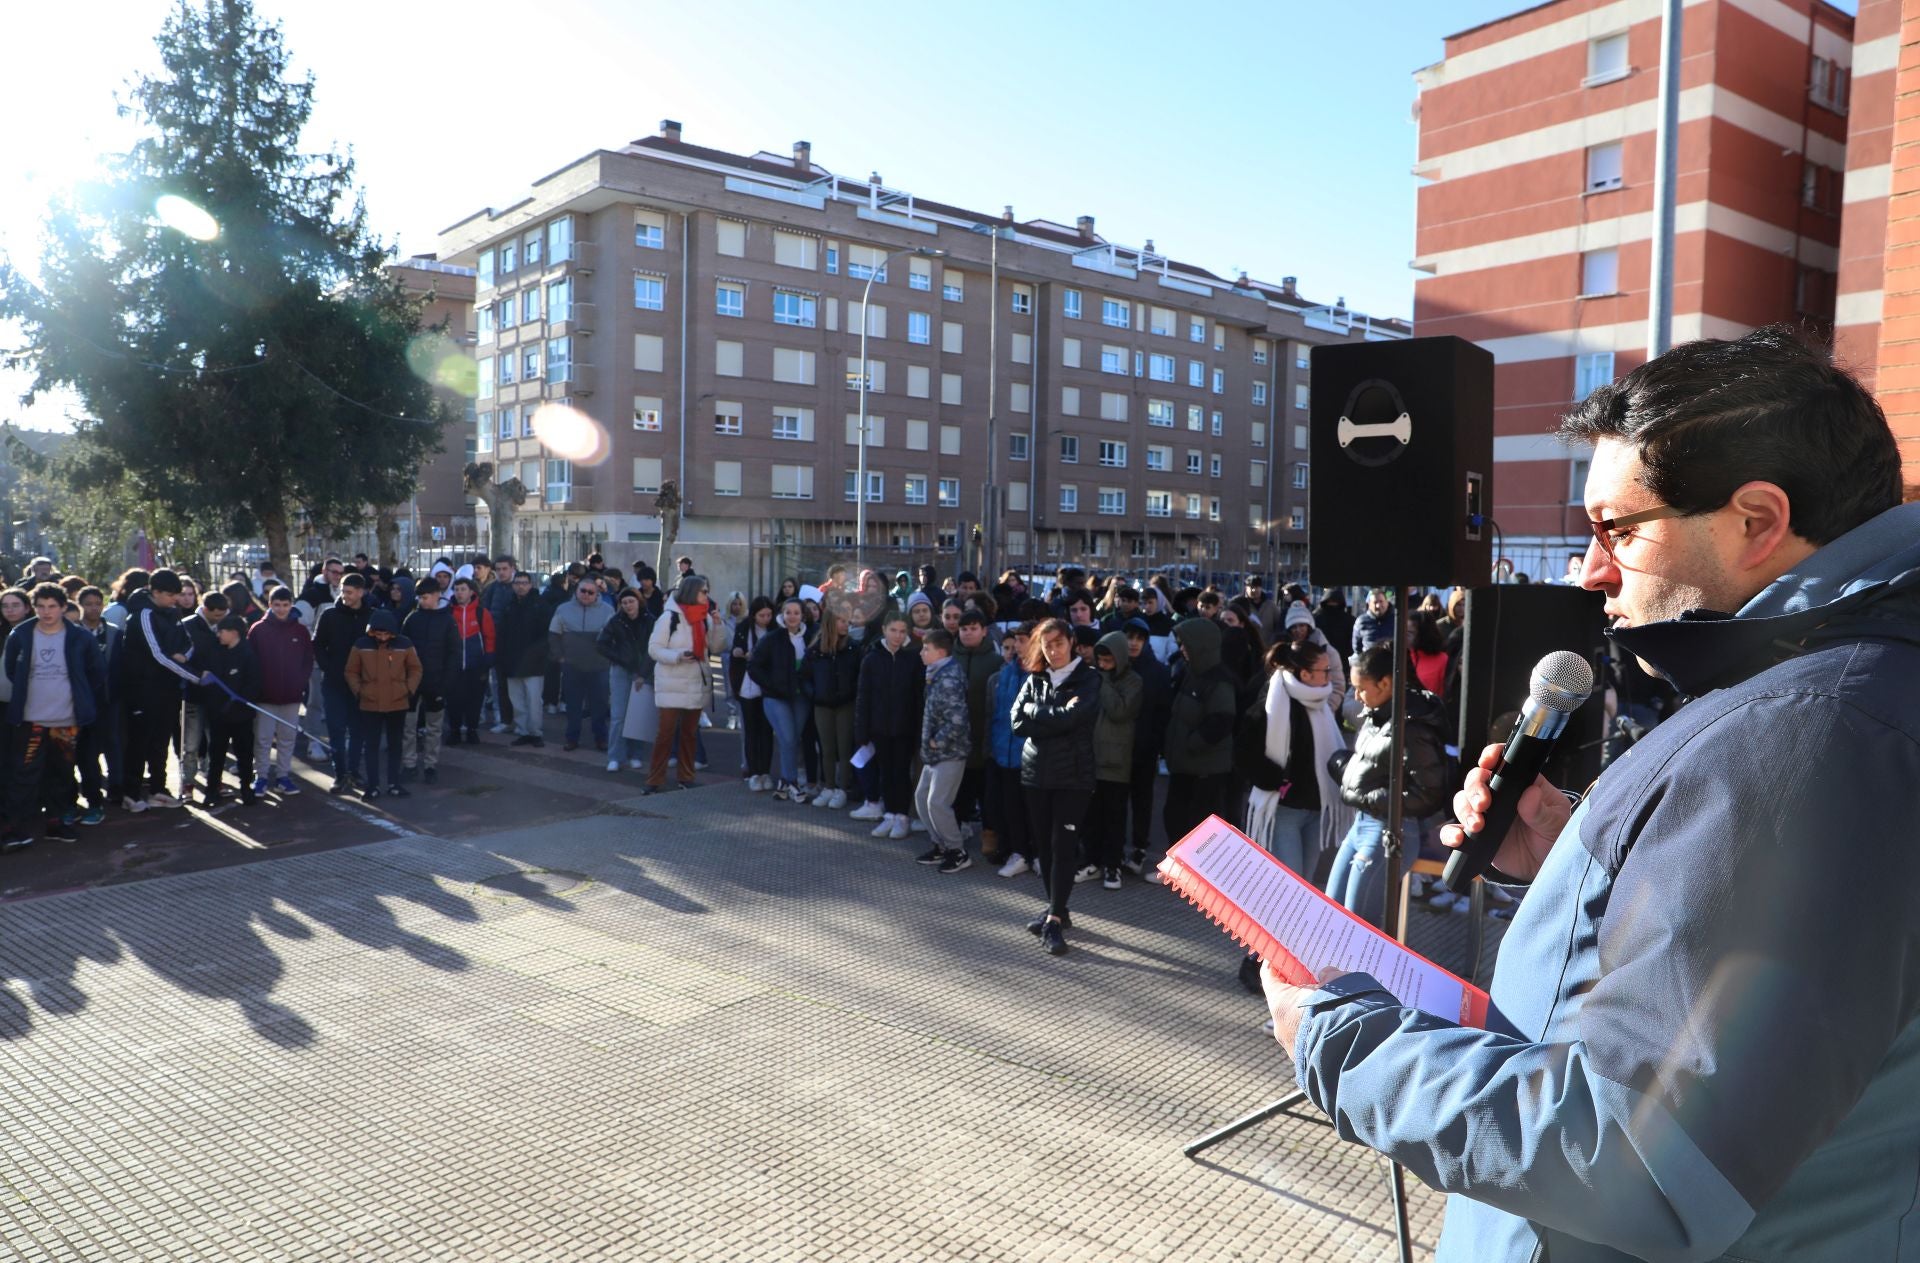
[387,785,412,799]
[1101,867,1121,890]
[43,822,79,844]
[915,845,946,865]
[509,735,535,747]
[529,738,546,749]
[329,779,350,796]
[1237,954,1264,996]
[422,768,438,784]
[361,786,381,801]
[1040,920,1068,956]
[1120,851,1149,878]
[937,850,972,874]
[1026,909,1072,936]
[1,833,32,853]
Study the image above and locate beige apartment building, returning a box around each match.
[435,121,1407,589]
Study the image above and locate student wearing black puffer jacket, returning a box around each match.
[801,611,862,810]
[1010,617,1101,956]
[852,612,923,837]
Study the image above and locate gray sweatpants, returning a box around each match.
[253,703,302,780]
[913,759,966,849]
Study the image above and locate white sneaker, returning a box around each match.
[1145,869,1165,884]
[812,788,837,808]
[1071,864,1101,884]
[849,800,883,821]
[146,792,184,809]
[828,789,847,810]
[628,759,645,771]
[606,759,620,773]
[490,723,510,734]
[871,814,898,838]
[122,795,149,814]
[545,704,558,715]
[886,815,910,840]
[748,774,769,792]
[996,853,1030,878]
[909,817,928,834]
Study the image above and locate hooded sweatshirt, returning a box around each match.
[1163,618,1237,776]
[1091,630,1144,783]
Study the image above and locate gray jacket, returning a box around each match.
[548,599,614,671]
[919,656,971,766]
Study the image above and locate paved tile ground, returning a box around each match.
[0,758,1515,1261]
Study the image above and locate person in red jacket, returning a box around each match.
[246,587,314,797]
[446,576,496,745]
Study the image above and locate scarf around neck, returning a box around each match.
[681,602,709,660]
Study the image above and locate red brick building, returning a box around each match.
[1412,0,1853,575]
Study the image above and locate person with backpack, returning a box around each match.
[1086,629,1143,889]
[1011,617,1101,955]
[802,610,861,810]
[1156,617,1240,871]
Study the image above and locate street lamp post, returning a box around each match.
[857,245,945,574]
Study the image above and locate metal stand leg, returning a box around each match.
[1182,1091,1307,1157]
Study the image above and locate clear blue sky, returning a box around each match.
[0,0,1855,430]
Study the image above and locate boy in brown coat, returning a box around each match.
[345,609,422,801]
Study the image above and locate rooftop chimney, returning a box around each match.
[1237,271,1250,287]
[1002,205,1015,225]
[793,141,811,171]
[1282,276,1297,296]
[869,171,883,187]
[1144,238,1155,254]
[659,119,682,143]
[1076,215,1096,240]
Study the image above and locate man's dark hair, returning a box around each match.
[414,577,441,596]
[1355,641,1397,683]
[1558,325,1901,546]
[958,608,987,628]
[341,573,369,591]
[77,585,104,604]
[1113,585,1138,602]
[922,629,954,652]
[955,571,977,586]
[29,582,67,607]
[494,554,516,567]
[200,593,230,612]
[149,568,183,594]
[268,587,294,603]
[586,551,604,567]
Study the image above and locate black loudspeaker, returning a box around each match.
[1457,584,1608,793]
[1308,335,1493,588]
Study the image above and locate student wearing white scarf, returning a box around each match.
[1244,639,1345,877]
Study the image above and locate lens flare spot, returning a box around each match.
[154,195,219,241]
[404,332,478,397]
[531,403,609,465]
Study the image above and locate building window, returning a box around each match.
[1011,284,1032,314]
[1295,343,1310,370]
[775,348,818,385]
[633,457,663,494]
[546,216,572,264]
[477,249,494,288]
[772,408,814,441]
[633,274,665,311]
[476,304,494,344]
[499,240,517,275]
[938,477,960,508]
[1810,56,1850,113]
[1252,421,1266,448]
[714,402,743,435]
[1581,248,1618,296]
[907,311,930,344]
[1293,462,1310,490]
[1575,351,1616,401]
[714,217,746,257]
[634,396,663,431]
[942,271,964,302]
[1059,484,1078,514]
[1586,32,1629,86]
[544,459,571,503]
[1098,488,1125,516]
[1189,315,1206,344]
[1102,297,1129,328]
[774,290,817,327]
[846,244,888,282]
[1187,450,1202,475]
[1063,288,1082,320]
[1059,435,1080,464]
[909,256,932,291]
[477,411,493,454]
[1294,383,1309,410]
[523,228,542,267]
[774,230,818,270]
[905,474,929,505]
[1131,537,1150,559]
[1211,410,1223,437]
[713,460,742,496]
[1007,481,1028,512]
[1147,400,1174,428]
[826,243,839,274]
[1189,360,1204,388]
[845,413,885,447]
[1289,507,1306,531]
[1100,393,1130,422]
[1149,353,1176,382]
[940,424,961,455]
[1294,422,1309,449]
[714,339,743,377]
[716,282,744,318]
[635,210,666,250]
[499,354,515,384]
[771,464,814,500]
[1250,461,1266,487]
[546,337,570,383]
[1061,386,1081,415]
[1211,368,1225,395]
[1586,141,1624,193]
[497,406,513,439]
[1253,340,1269,365]
[1061,338,1081,368]
[1146,445,1171,471]
[1099,440,1127,468]
[843,470,883,502]
[1210,454,1222,478]
[1100,345,1126,375]
[1213,324,1225,352]
[547,278,571,324]
[1149,306,1175,337]
[519,407,535,438]
[1187,405,1204,431]
[1009,432,1029,461]
[1145,491,1172,518]
[1186,494,1202,520]
[941,373,962,405]
[1252,380,1268,406]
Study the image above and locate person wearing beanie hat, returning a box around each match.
[904,590,937,641]
[1282,600,1347,708]
[197,614,264,805]
[345,608,421,800]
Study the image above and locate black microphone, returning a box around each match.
[1441,650,1594,894]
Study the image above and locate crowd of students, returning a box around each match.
[2,546,1586,965]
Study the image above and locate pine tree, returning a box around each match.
[0,0,452,581]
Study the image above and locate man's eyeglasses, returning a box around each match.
[1587,504,1685,558]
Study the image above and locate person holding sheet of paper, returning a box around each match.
[1259,329,1920,1263]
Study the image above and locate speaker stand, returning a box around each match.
[1183,586,1416,1263]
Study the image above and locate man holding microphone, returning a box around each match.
[1262,327,1920,1261]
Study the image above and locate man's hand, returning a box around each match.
[1261,962,1347,1054]
[1439,742,1571,882]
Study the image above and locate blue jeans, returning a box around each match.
[606,667,640,762]
[763,695,812,786]
[1326,813,1388,928]
[561,665,610,745]
[1265,804,1320,878]
[321,675,358,780]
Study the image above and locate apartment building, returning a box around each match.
[1413,0,1852,574]
[434,121,1406,588]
